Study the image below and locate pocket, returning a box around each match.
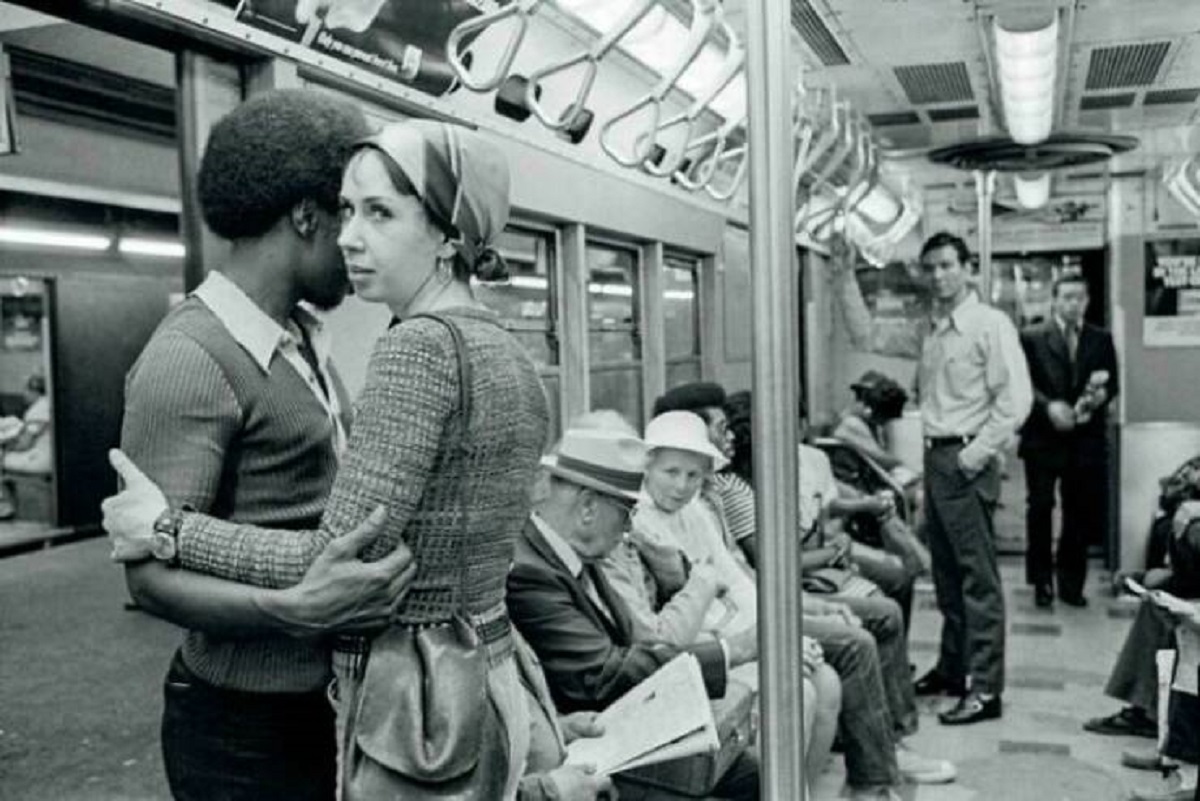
[944,347,984,399]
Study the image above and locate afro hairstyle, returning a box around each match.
[857,376,908,422]
[197,89,370,240]
[652,381,728,421]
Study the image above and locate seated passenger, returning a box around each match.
[570,409,843,795]
[833,370,920,490]
[0,373,52,520]
[633,403,954,799]
[506,426,761,800]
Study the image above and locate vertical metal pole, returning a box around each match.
[975,169,996,302]
[745,0,805,797]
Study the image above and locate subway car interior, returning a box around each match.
[2,0,1200,799]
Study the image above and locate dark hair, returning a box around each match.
[348,145,508,283]
[1052,271,1088,297]
[725,390,754,484]
[198,90,369,240]
[857,379,907,422]
[652,382,728,422]
[920,231,972,266]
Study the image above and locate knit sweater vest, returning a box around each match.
[121,298,342,693]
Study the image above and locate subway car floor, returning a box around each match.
[0,539,1173,801]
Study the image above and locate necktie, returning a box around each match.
[1065,323,1079,363]
[581,563,615,626]
[295,327,330,400]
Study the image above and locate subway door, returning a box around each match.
[51,273,171,529]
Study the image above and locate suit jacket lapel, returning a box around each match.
[1044,320,1070,368]
[522,520,627,642]
[587,563,634,643]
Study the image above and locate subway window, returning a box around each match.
[663,253,701,389]
[473,226,561,436]
[586,241,643,430]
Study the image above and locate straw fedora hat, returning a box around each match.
[644,411,729,471]
[540,428,647,503]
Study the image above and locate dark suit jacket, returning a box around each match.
[1018,319,1118,460]
[506,519,729,714]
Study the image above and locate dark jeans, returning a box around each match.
[161,650,336,801]
[924,446,1006,695]
[1105,599,1176,720]
[806,605,902,789]
[1023,447,1106,599]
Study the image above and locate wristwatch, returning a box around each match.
[150,507,184,567]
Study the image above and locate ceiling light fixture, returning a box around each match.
[1013,171,1051,208]
[118,237,186,258]
[0,225,111,251]
[994,15,1058,145]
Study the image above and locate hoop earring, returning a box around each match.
[436,257,454,284]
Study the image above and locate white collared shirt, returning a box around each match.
[193,271,347,457]
[531,513,613,624]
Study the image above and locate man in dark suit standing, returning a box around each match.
[1019,272,1119,608]
[507,426,760,799]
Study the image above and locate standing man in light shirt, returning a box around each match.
[906,232,1032,725]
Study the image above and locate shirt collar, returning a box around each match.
[193,271,323,374]
[933,290,980,332]
[531,512,584,578]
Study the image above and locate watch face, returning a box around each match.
[150,532,177,562]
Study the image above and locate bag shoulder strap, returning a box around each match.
[409,313,472,617]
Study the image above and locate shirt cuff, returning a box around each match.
[717,636,732,675]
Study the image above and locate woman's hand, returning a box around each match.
[802,635,824,678]
[102,449,169,562]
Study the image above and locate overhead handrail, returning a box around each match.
[524,0,659,130]
[791,89,839,209]
[670,110,745,191]
[446,0,547,93]
[599,0,720,167]
[641,19,745,177]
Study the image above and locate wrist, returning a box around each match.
[150,507,184,567]
[254,585,321,639]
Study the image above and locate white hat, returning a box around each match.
[540,428,647,503]
[643,411,730,471]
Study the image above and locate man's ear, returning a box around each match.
[290,199,320,240]
[578,488,598,527]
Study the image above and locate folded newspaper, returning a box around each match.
[565,652,720,775]
[1126,577,1200,695]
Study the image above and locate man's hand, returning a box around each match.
[103,449,170,562]
[259,506,418,637]
[545,764,617,801]
[560,711,604,745]
[1047,400,1076,432]
[802,635,824,678]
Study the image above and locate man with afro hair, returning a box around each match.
[118,90,418,801]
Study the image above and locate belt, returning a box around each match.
[925,435,972,449]
[332,602,512,656]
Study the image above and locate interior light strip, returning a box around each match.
[0,226,112,251]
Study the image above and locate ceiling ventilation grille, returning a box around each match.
[927,105,980,121]
[1085,42,1170,90]
[1144,87,1200,105]
[867,110,921,126]
[1080,92,1137,110]
[894,62,974,105]
[791,1,850,66]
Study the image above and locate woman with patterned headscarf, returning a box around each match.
[103,121,589,799]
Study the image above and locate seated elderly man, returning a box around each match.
[506,426,761,800]
[631,406,954,801]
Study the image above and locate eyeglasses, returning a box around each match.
[599,493,635,522]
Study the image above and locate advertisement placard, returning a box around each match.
[223,0,484,96]
[1144,239,1200,347]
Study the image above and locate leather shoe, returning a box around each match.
[913,669,966,697]
[1035,583,1054,608]
[1060,593,1088,607]
[938,693,1002,725]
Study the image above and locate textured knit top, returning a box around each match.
[176,307,550,632]
[121,295,346,693]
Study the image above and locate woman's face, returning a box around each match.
[644,448,711,514]
[337,150,448,311]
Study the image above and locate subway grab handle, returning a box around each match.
[642,19,745,178]
[446,0,547,93]
[808,121,876,242]
[524,0,659,130]
[670,110,745,192]
[599,0,719,167]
